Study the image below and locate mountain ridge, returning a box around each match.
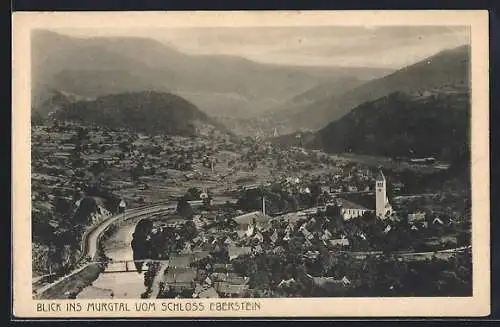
[307,89,470,161]
[31,30,392,120]
[51,91,228,136]
[266,44,470,132]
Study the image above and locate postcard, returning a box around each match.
[12,10,490,318]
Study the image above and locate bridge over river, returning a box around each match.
[95,260,169,273]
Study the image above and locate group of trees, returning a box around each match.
[175,187,213,219]
[131,217,198,266]
[231,253,311,297]
[351,252,472,297]
[236,185,301,215]
[231,244,472,297]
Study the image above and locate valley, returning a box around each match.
[30,28,473,300]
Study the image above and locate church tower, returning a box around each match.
[375,170,391,219]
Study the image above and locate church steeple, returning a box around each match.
[376,170,385,182]
[375,170,391,219]
[273,128,279,137]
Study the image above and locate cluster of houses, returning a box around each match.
[159,251,251,298]
[149,167,461,298]
[154,203,365,298]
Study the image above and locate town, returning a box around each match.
[31,118,472,298]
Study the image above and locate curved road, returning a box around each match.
[35,199,237,297]
[84,203,176,261]
[34,203,176,297]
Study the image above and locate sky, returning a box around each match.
[57,26,470,69]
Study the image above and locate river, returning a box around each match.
[77,217,146,299]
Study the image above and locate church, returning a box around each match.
[334,170,393,220]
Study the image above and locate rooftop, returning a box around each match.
[214,282,249,295]
[198,287,219,298]
[164,267,198,284]
[337,193,376,211]
[228,246,252,260]
[168,254,194,268]
[232,211,270,226]
[336,198,372,211]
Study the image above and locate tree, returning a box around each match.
[186,187,202,201]
[130,164,144,181]
[180,221,197,240]
[176,196,194,219]
[54,197,72,220]
[76,126,90,141]
[90,158,106,176]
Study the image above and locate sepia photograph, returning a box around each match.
[12,11,490,318]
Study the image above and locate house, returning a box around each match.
[164,267,198,292]
[347,185,358,192]
[330,238,350,247]
[232,211,270,231]
[277,278,297,289]
[198,287,219,298]
[192,250,211,263]
[393,181,405,191]
[118,199,126,213]
[309,275,352,293]
[169,254,194,268]
[320,185,331,194]
[212,263,234,272]
[299,187,311,194]
[433,217,444,225]
[304,250,320,260]
[330,186,342,193]
[214,282,249,298]
[223,236,235,245]
[228,246,252,260]
[252,244,263,254]
[408,212,426,224]
[410,157,436,164]
[211,272,249,285]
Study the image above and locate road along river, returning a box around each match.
[77,216,147,299]
[77,199,237,299]
[78,203,178,299]
[34,203,175,299]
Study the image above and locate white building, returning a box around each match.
[408,212,426,224]
[118,199,127,213]
[336,198,372,220]
[333,170,392,221]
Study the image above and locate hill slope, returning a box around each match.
[269,45,470,131]
[52,91,224,136]
[264,76,365,117]
[307,90,470,161]
[31,30,391,120]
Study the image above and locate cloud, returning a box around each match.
[57,26,470,68]
[257,26,470,67]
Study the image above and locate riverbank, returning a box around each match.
[77,217,146,299]
[36,263,103,299]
